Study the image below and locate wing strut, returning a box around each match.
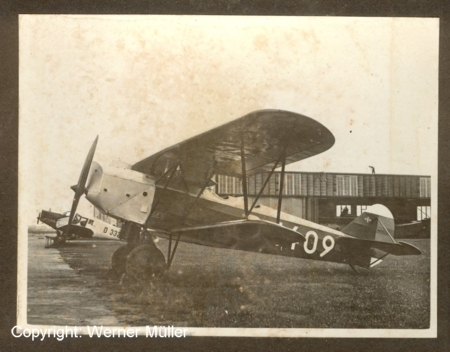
[240,136,249,215]
[243,144,289,219]
[247,158,281,215]
[239,130,289,220]
[247,144,288,216]
[167,167,216,269]
[276,152,287,224]
[181,167,216,225]
[144,162,179,228]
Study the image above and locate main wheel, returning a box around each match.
[52,232,67,247]
[111,244,134,276]
[126,242,167,282]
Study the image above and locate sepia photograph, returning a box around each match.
[17,15,438,338]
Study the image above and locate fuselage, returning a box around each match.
[38,210,65,229]
[84,161,369,266]
[38,209,121,240]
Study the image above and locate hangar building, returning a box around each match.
[215,172,431,237]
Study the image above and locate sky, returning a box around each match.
[18,15,439,224]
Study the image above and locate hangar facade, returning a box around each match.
[215,172,431,235]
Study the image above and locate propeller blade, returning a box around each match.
[65,136,98,237]
[66,195,81,236]
[74,136,98,199]
[37,212,41,224]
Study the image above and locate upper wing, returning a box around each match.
[132,110,335,185]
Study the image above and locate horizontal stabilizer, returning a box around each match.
[395,241,422,256]
[340,205,421,257]
[339,237,421,256]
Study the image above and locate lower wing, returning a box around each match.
[168,220,305,254]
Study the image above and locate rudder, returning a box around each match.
[341,211,396,244]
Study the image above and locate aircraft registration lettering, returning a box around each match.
[103,226,119,237]
[302,231,335,257]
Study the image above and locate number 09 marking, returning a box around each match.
[320,235,335,257]
[303,231,335,257]
[304,231,318,254]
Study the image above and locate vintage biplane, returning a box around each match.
[37,209,121,246]
[59,110,420,280]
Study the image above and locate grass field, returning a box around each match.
[50,236,430,329]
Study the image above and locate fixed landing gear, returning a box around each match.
[111,222,167,283]
[111,244,135,276]
[126,242,166,282]
[45,231,67,248]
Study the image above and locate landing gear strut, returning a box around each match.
[126,241,166,282]
[45,231,67,248]
[111,222,141,276]
[111,244,134,276]
[111,222,167,282]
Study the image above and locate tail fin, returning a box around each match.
[339,205,421,265]
[341,211,396,244]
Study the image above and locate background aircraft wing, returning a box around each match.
[132,110,335,185]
